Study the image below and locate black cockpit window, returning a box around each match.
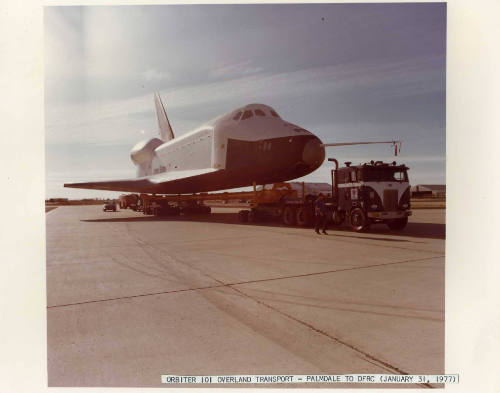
[241,110,253,120]
[254,109,266,116]
[270,109,280,118]
[233,111,242,121]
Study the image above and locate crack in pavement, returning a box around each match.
[47,254,442,309]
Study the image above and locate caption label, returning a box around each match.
[161,374,459,384]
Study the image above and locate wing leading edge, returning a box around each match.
[64,168,221,194]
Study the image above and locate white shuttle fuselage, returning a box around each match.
[69,99,324,194]
[149,103,318,175]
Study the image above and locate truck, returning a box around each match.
[236,159,411,231]
[328,158,412,231]
[103,200,117,212]
[134,157,411,232]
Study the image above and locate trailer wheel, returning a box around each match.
[248,209,259,223]
[238,210,249,223]
[386,217,408,230]
[296,207,311,226]
[282,206,296,226]
[349,208,370,232]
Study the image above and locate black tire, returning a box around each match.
[296,206,311,226]
[248,209,259,223]
[305,194,316,204]
[238,210,249,222]
[386,217,408,230]
[349,208,370,232]
[330,210,345,226]
[282,206,296,226]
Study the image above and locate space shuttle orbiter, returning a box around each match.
[65,93,399,194]
[65,94,326,194]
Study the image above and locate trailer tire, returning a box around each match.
[296,207,311,226]
[248,209,259,223]
[349,208,370,232]
[282,206,296,226]
[305,194,316,204]
[386,217,408,230]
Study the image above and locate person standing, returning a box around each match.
[314,193,328,234]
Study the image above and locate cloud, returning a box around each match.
[45,54,444,145]
[209,60,264,79]
[141,68,171,82]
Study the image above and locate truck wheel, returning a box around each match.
[296,207,311,226]
[387,217,408,230]
[350,208,370,232]
[282,206,296,226]
[331,210,345,226]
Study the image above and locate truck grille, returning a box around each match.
[383,189,398,211]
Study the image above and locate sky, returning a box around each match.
[44,3,446,199]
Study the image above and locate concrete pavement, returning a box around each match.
[46,206,444,387]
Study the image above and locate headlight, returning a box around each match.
[371,204,378,209]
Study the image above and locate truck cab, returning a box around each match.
[331,160,412,231]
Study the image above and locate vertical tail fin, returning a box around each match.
[154,92,175,141]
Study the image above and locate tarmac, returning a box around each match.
[46,206,445,388]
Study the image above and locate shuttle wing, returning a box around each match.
[64,168,221,194]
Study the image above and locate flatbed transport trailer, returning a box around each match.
[135,157,412,232]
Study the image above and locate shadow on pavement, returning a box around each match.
[82,211,445,241]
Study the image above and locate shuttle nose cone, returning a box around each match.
[302,138,325,168]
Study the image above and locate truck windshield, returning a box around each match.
[361,168,408,182]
